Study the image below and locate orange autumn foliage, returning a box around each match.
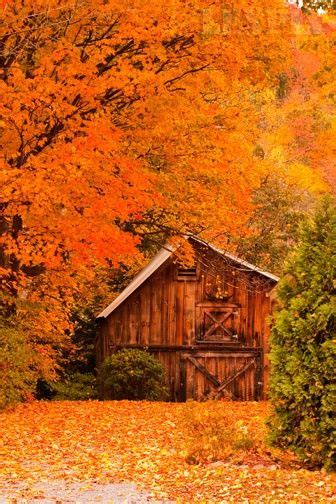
[0,0,293,377]
[257,7,336,194]
[0,2,333,383]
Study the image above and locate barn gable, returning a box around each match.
[96,238,279,402]
[97,237,278,319]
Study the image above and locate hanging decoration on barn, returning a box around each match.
[205,274,233,302]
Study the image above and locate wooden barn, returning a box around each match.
[96,238,278,401]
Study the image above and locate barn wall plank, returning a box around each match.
[183,280,195,345]
[129,294,140,345]
[167,264,177,345]
[150,272,161,344]
[140,282,151,345]
[175,281,185,346]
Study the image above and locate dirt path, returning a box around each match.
[0,481,168,503]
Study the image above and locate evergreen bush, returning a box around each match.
[269,197,336,470]
[50,372,98,401]
[98,349,167,401]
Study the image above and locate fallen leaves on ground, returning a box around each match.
[0,401,335,502]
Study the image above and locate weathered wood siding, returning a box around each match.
[96,246,275,401]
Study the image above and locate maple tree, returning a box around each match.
[235,5,336,272]
[274,5,336,191]
[0,0,293,389]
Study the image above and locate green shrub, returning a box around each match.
[98,349,167,401]
[51,372,98,401]
[269,197,336,471]
[0,326,38,409]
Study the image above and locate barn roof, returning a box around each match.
[97,238,279,319]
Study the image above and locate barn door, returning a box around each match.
[180,352,262,401]
[196,304,242,344]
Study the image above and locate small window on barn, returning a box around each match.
[177,267,197,281]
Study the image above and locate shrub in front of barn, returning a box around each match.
[269,197,336,471]
[98,349,168,401]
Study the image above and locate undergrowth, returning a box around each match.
[178,401,265,465]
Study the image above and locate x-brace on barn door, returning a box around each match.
[180,352,262,401]
[196,304,241,344]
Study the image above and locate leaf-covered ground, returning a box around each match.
[0,401,335,502]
